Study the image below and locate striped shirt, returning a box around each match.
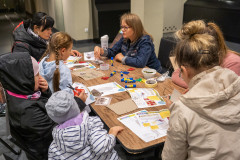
[48,111,119,160]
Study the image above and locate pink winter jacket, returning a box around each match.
[171,51,240,89]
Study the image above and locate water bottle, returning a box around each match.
[101,35,109,50]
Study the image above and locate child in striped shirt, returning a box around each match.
[45,91,124,160]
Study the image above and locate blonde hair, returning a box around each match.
[174,20,219,70]
[41,32,73,92]
[120,13,153,42]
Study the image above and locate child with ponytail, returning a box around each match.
[39,32,73,94]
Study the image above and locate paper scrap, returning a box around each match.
[107,99,138,115]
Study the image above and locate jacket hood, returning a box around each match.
[39,57,56,82]
[0,52,35,94]
[13,21,46,48]
[180,66,240,125]
[52,112,89,152]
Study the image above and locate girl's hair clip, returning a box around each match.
[200,50,210,54]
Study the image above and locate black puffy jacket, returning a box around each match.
[12,21,47,61]
[0,52,56,160]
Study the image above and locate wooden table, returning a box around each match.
[72,59,185,153]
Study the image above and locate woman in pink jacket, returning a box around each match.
[171,21,240,89]
[162,20,240,160]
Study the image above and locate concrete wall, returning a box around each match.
[62,0,93,40]
[131,0,164,55]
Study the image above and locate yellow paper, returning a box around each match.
[147,96,160,101]
[150,125,159,130]
[143,123,150,127]
[160,110,170,119]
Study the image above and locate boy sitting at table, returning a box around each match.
[46,90,124,160]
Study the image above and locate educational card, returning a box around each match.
[88,82,126,97]
[84,51,95,61]
[72,82,95,105]
[66,62,96,70]
[127,88,166,108]
[65,56,81,65]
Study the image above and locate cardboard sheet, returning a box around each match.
[72,68,104,80]
[107,99,138,115]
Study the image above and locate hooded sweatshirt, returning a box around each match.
[39,56,73,94]
[162,66,240,160]
[0,52,56,160]
[48,111,119,160]
[12,21,47,61]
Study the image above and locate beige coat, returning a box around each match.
[162,66,240,160]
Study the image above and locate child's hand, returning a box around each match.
[109,126,124,136]
[75,90,87,102]
[39,75,48,92]
[71,49,82,57]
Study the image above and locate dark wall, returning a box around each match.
[183,0,240,43]
[94,0,130,42]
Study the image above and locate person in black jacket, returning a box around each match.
[0,52,56,160]
[12,12,81,61]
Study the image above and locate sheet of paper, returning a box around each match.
[118,110,169,142]
[171,89,182,103]
[72,82,95,105]
[107,99,138,115]
[88,82,126,97]
[72,68,105,80]
[84,51,95,61]
[66,62,96,70]
[127,88,166,108]
[64,56,81,65]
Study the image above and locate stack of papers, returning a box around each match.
[118,109,170,142]
[127,88,166,108]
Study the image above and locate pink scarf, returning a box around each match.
[7,90,41,100]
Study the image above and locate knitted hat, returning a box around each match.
[45,91,80,124]
[31,56,39,76]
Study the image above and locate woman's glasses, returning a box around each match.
[120,26,131,30]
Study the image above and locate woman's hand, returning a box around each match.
[94,46,103,59]
[115,53,124,62]
[39,75,48,92]
[75,90,88,102]
[71,50,82,57]
[109,126,124,136]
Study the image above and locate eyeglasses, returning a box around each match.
[120,26,131,30]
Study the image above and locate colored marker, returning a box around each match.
[125,80,136,83]
[121,71,123,77]
[111,57,113,66]
[110,70,116,77]
[125,84,136,88]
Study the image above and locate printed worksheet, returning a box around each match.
[118,110,169,142]
[88,82,126,97]
[72,82,95,105]
[84,51,95,61]
[127,88,166,108]
[66,62,96,70]
[64,56,81,64]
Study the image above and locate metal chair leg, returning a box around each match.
[0,137,21,155]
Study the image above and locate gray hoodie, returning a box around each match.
[162,66,240,160]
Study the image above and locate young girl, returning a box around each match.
[171,20,240,89]
[162,20,240,159]
[46,90,124,160]
[0,52,56,160]
[39,32,73,94]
